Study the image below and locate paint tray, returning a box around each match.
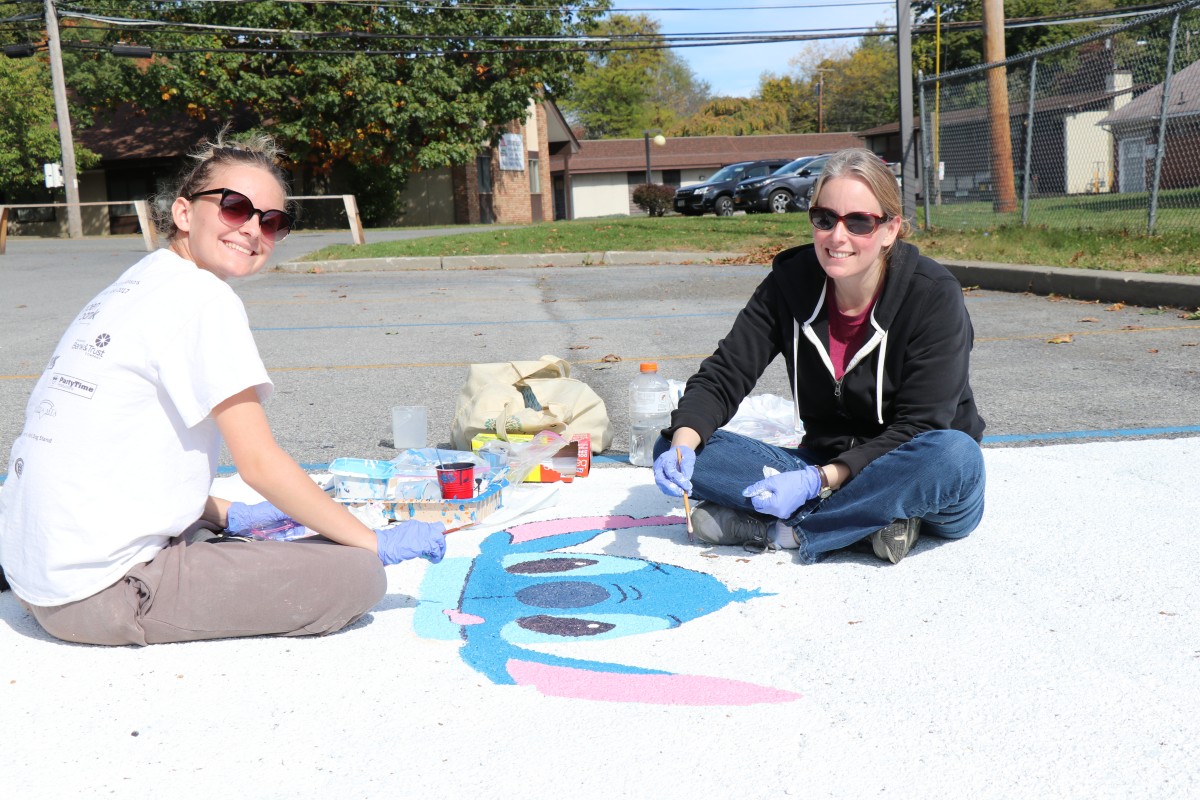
[385,480,504,530]
[328,457,399,502]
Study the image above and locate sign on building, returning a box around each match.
[498,134,524,171]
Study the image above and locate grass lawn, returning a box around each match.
[300,212,1200,276]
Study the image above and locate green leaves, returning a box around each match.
[54,1,608,222]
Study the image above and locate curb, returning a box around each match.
[940,260,1200,310]
[276,250,744,274]
[276,250,1200,309]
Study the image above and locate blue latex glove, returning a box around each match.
[653,445,695,497]
[376,520,447,566]
[742,465,822,518]
[226,500,292,535]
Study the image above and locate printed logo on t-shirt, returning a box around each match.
[46,355,59,371]
[13,458,22,478]
[34,400,56,419]
[49,373,97,399]
[76,302,102,324]
[70,333,111,359]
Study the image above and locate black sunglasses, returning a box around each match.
[808,206,890,236]
[188,188,293,242]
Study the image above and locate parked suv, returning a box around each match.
[733,154,831,214]
[673,159,791,216]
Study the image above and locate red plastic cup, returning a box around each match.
[436,461,475,500]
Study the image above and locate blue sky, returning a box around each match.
[607,0,898,98]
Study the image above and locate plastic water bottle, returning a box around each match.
[629,362,672,467]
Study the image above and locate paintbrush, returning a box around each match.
[677,448,694,541]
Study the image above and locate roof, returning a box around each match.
[549,132,861,174]
[1100,59,1200,126]
[859,83,1141,137]
[74,104,249,163]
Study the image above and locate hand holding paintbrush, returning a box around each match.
[677,448,694,541]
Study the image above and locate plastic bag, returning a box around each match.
[719,393,804,447]
[489,430,570,488]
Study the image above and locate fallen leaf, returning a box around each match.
[701,553,718,559]
[1160,611,1177,616]
[1148,348,1159,353]
[1046,334,1073,344]
[1121,324,1144,331]
[1107,302,1125,312]
[1078,317,1099,323]
[600,353,621,362]
[1180,309,1200,320]
[735,558,750,563]
[1183,342,1198,347]
[541,298,557,303]
[1069,250,1085,264]
[567,344,590,350]
[1047,294,1065,303]
[848,620,862,625]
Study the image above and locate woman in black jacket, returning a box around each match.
[653,148,985,564]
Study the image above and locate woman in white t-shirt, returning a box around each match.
[0,130,444,645]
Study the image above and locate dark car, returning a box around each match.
[732,154,832,214]
[673,159,791,217]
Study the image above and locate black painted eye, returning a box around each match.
[506,557,598,575]
[515,581,609,609]
[517,615,616,637]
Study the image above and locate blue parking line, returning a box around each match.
[981,425,1200,444]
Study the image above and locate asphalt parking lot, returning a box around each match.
[2,231,1199,475]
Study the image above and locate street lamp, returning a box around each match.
[643,130,666,184]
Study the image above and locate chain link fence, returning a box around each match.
[918,0,1200,234]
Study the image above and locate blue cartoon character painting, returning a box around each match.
[414,514,800,705]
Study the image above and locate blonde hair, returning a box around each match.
[153,125,293,239]
[811,148,911,262]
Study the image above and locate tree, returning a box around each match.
[57,1,608,222]
[558,13,710,138]
[757,73,818,133]
[669,96,789,136]
[819,36,899,132]
[0,54,98,201]
[912,0,1118,76]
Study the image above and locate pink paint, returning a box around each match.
[508,515,685,544]
[444,609,484,626]
[507,659,801,706]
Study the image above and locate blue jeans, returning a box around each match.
[655,429,986,564]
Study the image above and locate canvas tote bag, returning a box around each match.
[449,355,613,452]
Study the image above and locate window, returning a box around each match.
[476,156,493,193]
[529,159,541,194]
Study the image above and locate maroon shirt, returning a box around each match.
[826,281,881,380]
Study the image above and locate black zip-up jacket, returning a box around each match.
[668,240,984,479]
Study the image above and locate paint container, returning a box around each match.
[436,461,475,500]
[391,406,427,451]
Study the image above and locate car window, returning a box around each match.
[806,157,828,173]
[708,164,745,183]
[775,158,815,175]
[746,165,772,179]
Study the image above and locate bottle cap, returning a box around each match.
[639,362,657,372]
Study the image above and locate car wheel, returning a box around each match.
[714,196,734,217]
[768,189,793,214]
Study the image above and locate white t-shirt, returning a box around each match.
[0,249,273,606]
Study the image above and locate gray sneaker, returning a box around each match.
[869,518,921,564]
[690,501,777,552]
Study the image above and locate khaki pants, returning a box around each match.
[24,530,386,646]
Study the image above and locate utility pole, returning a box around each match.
[983,0,1017,213]
[815,68,830,133]
[44,0,82,238]
[897,0,917,221]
